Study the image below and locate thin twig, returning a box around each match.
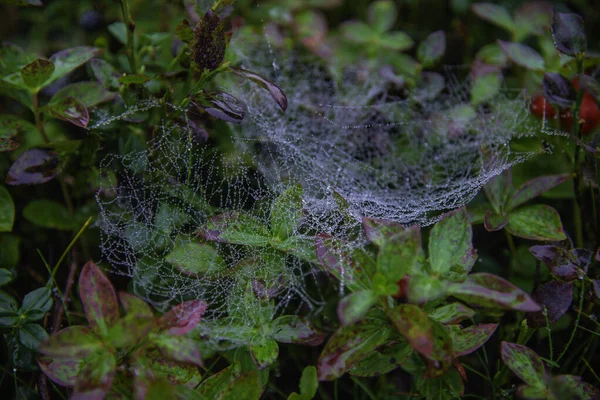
[51,249,78,333]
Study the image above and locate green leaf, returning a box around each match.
[337,290,378,325]
[0,234,20,269]
[340,21,374,44]
[152,334,203,367]
[191,10,226,72]
[79,260,120,336]
[472,3,515,33]
[158,299,207,336]
[349,342,412,377]
[551,12,586,56]
[418,31,446,69]
[0,268,12,286]
[20,286,52,320]
[501,342,546,388]
[272,236,319,264]
[73,350,116,399]
[38,356,82,387]
[219,371,264,400]
[18,323,49,350]
[498,40,545,71]
[508,174,570,211]
[315,234,372,291]
[50,81,116,108]
[271,315,325,346]
[414,368,465,400]
[484,210,509,232]
[165,239,225,276]
[118,73,151,85]
[428,303,475,324]
[378,225,423,282]
[199,212,271,246]
[299,366,318,398]
[134,347,202,391]
[379,32,414,51]
[447,273,541,312]
[119,291,154,319]
[1,0,43,6]
[22,199,74,230]
[484,170,512,213]
[0,185,15,232]
[550,375,600,400]
[45,96,89,128]
[48,47,100,87]
[475,43,508,66]
[0,114,37,152]
[368,0,397,33]
[107,22,127,44]
[317,319,391,380]
[20,59,54,90]
[176,19,194,42]
[38,326,104,358]
[89,58,120,89]
[428,208,476,280]
[197,362,241,399]
[388,304,436,358]
[106,314,154,348]
[449,323,497,356]
[506,205,566,241]
[0,290,19,327]
[270,184,303,240]
[363,217,410,247]
[250,338,279,370]
[471,71,503,105]
[406,274,447,304]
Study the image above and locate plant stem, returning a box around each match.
[32,92,49,143]
[50,216,93,281]
[120,0,137,73]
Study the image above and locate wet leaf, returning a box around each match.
[79,260,120,336]
[368,0,396,33]
[526,280,573,328]
[529,245,581,280]
[418,31,446,69]
[552,12,586,56]
[349,341,412,377]
[38,356,82,387]
[23,199,74,230]
[230,67,288,112]
[191,10,225,72]
[106,314,154,348]
[199,212,270,246]
[484,170,512,213]
[191,91,246,123]
[363,217,411,247]
[73,350,116,400]
[472,3,515,33]
[429,303,475,325]
[315,234,371,291]
[471,71,503,105]
[158,300,207,336]
[46,96,89,128]
[450,323,497,356]
[20,59,54,90]
[508,173,571,210]
[89,58,119,88]
[378,225,423,282]
[501,342,546,388]
[119,292,154,319]
[498,40,545,71]
[483,210,509,232]
[51,81,116,107]
[447,273,541,312]
[165,239,224,276]
[48,46,100,87]
[337,290,378,325]
[506,205,566,241]
[5,148,59,186]
[272,315,325,346]
[317,319,391,381]
[270,185,302,240]
[429,207,477,281]
[250,339,278,370]
[152,334,203,367]
[37,326,104,358]
[0,185,15,232]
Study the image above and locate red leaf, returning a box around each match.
[79,261,120,335]
[158,300,207,336]
[526,281,573,328]
[38,356,82,387]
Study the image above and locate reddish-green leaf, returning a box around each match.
[484,210,509,232]
[79,261,120,336]
[447,273,541,312]
[158,299,206,336]
[551,12,586,56]
[191,10,225,72]
[315,234,371,291]
[250,339,279,370]
[429,207,477,281]
[38,356,82,387]
[406,274,447,304]
[414,368,465,399]
[428,303,475,325]
[119,292,154,319]
[526,281,573,328]
[48,46,100,87]
[529,245,581,280]
[506,205,566,241]
[89,58,119,88]
[106,314,154,348]
[230,67,288,112]
[317,319,391,381]
[362,217,409,246]
[46,96,90,128]
[134,347,202,394]
[152,334,203,367]
[219,371,264,400]
[37,326,104,358]
[338,290,378,325]
[20,59,54,90]
[197,362,241,399]
[271,315,325,346]
[0,115,36,153]
[498,40,545,71]
[191,91,246,123]
[349,341,412,377]
[501,342,546,388]
[378,225,423,282]
[450,324,498,356]
[550,375,600,400]
[51,82,116,107]
[73,350,116,400]
[5,148,59,186]
[508,174,570,210]
[388,304,435,358]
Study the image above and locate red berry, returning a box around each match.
[560,92,600,135]
[530,95,557,119]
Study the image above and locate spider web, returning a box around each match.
[93,30,550,346]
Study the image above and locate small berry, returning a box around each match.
[530,95,556,119]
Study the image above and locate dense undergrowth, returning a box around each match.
[1,0,600,399]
